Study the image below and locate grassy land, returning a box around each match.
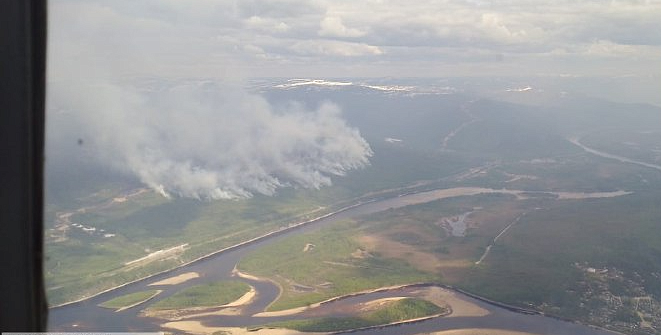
[238,221,439,311]
[257,298,444,332]
[99,290,161,309]
[147,280,250,310]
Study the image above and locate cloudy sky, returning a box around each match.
[49,0,661,79]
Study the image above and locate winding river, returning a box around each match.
[49,187,627,335]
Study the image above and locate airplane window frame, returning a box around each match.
[0,0,48,331]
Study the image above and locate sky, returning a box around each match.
[48,0,661,79]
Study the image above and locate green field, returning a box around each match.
[238,220,439,311]
[147,280,250,310]
[99,290,161,310]
[257,298,444,332]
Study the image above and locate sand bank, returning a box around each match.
[420,286,489,317]
[252,305,309,317]
[148,272,199,286]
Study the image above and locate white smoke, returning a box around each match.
[49,80,372,199]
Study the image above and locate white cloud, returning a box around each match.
[48,0,661,77]
[318,16,366,38]
[290,40,383,57]
[584,39,661,58]
[244,16,290,33]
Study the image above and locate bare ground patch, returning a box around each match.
[302,243,315,252]
[358,234,445,274]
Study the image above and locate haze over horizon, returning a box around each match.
[49,0,661,79]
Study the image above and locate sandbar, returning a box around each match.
[148,272,199,286]
[162,321,312,335]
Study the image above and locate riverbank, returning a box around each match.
[234,267,444,317]
[162,321,312,335]
[98,289,162,312]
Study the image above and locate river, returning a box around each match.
[569,137,661,172]
[49,187,626,335]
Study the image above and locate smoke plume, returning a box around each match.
[49,80,372,199]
